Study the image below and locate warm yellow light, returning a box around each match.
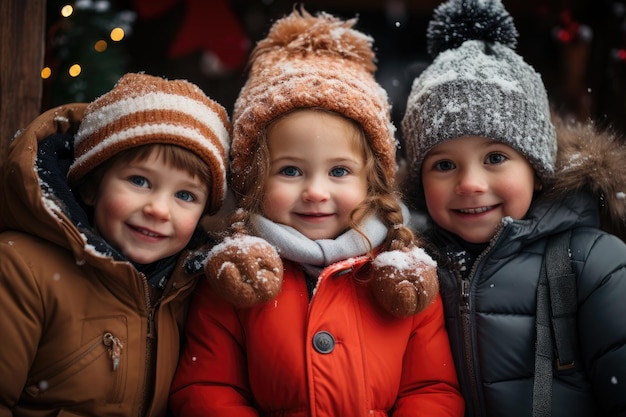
[110,28,125,42]
[41,67,52,79]
[94,40,108,52]
[69,64,82,77]
[61,5,73,17]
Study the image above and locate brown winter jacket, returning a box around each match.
[0,104,203,417]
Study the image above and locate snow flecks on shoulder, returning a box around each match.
[83,243,106,259]
[80,233,114,260]
[501,216,515,225]
[187,252,208,271]
[561,152,590,171]
[41,195,64,221]
[12,128,24,142]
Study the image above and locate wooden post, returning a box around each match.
[0,0,46,165]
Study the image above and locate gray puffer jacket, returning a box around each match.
[425,116,626,417]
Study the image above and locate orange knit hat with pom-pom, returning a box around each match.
[230,7,397,195]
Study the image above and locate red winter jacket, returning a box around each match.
[170,256,464,417]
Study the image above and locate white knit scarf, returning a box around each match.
[251,204,409,267]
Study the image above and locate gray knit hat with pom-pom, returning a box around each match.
[402,0,556,189]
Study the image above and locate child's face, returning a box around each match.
[421,136,538,244]
[90,148,209,264]
[263,110,368,240]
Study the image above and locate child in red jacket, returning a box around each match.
[169,7,464,417]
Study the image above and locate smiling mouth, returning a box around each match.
[131,225,164,238]
[298,212,331,216]
[456,206,495,214]
[296,212,333,220]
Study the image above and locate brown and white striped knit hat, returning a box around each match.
[230,8,397,195]
[68,72,231,214]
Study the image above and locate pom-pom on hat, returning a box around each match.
[230,7,397,195]
[68,72,231,214]
[402,0,557,192]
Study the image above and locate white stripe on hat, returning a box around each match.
[76,92,230,154]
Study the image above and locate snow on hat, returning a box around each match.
[402,0,557,188]
[230,7,397,194]
[68,72,231,214]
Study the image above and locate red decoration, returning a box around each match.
[556,28,572,43]
[132,0,250,70]
[553,8,591,44]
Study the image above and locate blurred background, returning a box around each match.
[42,0,626,149]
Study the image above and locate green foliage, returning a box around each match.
[45,0,136,106]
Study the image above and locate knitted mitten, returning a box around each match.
[205,235,283,308]
[369,245,439,318]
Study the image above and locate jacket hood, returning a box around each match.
[543,114,626,241]
[0,104,93,260]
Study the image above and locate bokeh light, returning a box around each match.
[41,67,52,79]
[94,40,108,52]
[110,28,124,42]
[60,5,73,18]
[68,64,81,77]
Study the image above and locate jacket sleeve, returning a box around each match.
[575,230,626,416]
[0,240,44,413]
[392,294,465,417]
[169,278,259,417]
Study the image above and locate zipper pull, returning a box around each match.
[461,278,470,313]
[103,332,124,371]
[147,309,156,339]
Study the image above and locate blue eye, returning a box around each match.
[176,190,195,202]
[486,153,507,164]
[434,160,455,171]
[129,175,149,187]
[330,167,349,177]
[279,166,301,177]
